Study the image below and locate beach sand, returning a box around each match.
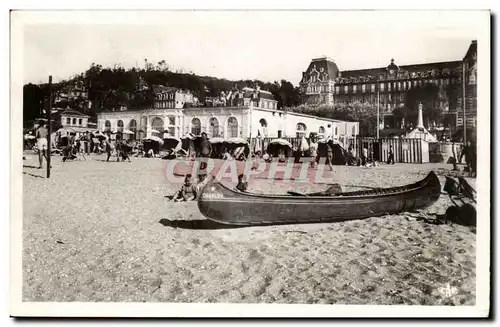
[21,154,476,305]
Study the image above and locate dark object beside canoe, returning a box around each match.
[197,171,442,226]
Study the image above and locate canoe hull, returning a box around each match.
[197,172,441,226]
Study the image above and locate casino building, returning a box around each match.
[299,40,477,130]
[97,85,359,143]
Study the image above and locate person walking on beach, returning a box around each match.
[361,147,368,167]
[120,140,132,162]
[309,136,318,168]
[387,145,395,165]
[460,141,477,177]
[35,122,49,169]
[325,140,334,171]
[105,139,113,162]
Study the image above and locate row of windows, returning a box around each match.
[154,101,177,109]
[307,85,332,93]
[190,117,239,138]
[156,93,175,101]
[260,100,276,110]
[334,78,457,94]
[65,117,84,126]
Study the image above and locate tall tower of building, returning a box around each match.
[299,57,340,105]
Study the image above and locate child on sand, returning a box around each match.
[172,174,197,202]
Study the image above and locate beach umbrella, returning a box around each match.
[266,138,292,157]
[162,136,181,150]
[150,129,161,134]
[24,135,36,140]
[209,137,225,144]
[144,135,164,145]
[268,138,292,148]
[182,132,196,140]
[122,129,135,135]
[224,137,249,146]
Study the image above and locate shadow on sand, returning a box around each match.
[22,171,45,179]
[159,218,245,230]
[23,165,39,169]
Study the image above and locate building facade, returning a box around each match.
[299,40,478,129]
[97,105,358,141]
[97,85,358,142]
[152,85,197,109]
[59,109,90,128]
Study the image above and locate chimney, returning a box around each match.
[416,102,424,129]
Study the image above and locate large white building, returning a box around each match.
[97,86,359,142]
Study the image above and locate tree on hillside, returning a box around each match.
[392,105,413,129]
[23,83,43,122]
[286,101,379,137]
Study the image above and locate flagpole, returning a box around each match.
[462,62,467,144]
[47,75,52,178]
[376,84,380,139]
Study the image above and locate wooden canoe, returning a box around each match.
[197,171,442,226]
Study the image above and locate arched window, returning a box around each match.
[104,120,111,131]
[318,126,325,135]
[352,125,356,136]
[335,127,338,135]
[117,120,124,132]
[296,123,307,138]
[227,117,238,138]
[209,117,219,137]
[166,116,176,136]
[128,119,137,140]
[191,118,201,136]
[151,117,164,136]
[259,118,268,136]
[128,119,137,131]
[72,118,77,125]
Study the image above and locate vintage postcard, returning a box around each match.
[10,9,490,317]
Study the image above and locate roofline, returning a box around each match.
[58,110,90,118]
[340,60,463,74]
[312,56,335,62]
[96,106,355,124]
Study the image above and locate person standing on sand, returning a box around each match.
[35,122,49,169]
[105,139,113,162]
[361,147,368,167]
[460,141,476,177]
[387,145,395,164]
[309,136,318,168]
[325,140,334,171]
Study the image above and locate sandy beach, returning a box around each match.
[21,153,476,305]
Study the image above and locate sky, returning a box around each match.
[19,11,485,86]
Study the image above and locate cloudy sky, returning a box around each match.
[18,10,485,86]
